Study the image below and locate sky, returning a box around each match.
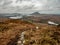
[0,0,60,14]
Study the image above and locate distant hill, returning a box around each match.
[30,12,40,15]
[0,13,22,18]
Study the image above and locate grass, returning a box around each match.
[0,24,9,32]
[0,18,60,45]
[22,25,60,45]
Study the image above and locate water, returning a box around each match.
[9,16,23,19]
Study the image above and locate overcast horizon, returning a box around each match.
[0,0,60,14]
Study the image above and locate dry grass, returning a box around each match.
[0,19,35,45]
[0,18,60,45]
[23,25,60,45]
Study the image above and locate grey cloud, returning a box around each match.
[0,0,60,14]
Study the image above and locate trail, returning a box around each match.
[17,31,25,45]
[17,25,39,45]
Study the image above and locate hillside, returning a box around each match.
[23,15,60,23]
[0,18,60,45]
[0,18,35,45]
[22,24,60,45]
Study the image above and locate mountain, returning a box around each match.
[30,12,40,15]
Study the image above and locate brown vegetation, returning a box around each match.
[0,18,60,45]
[23,24,60,45]
[0,18,35,45]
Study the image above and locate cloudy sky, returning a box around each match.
[0,0,60,14]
